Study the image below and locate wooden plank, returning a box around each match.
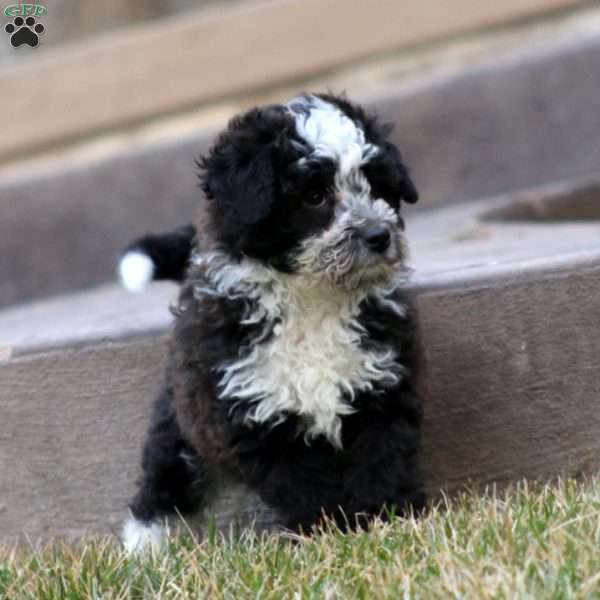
[417,257,600,493]
[3,248,600,541]
[0,282,175,357]
[3,171,600,540]
[3,36,600,309]
[0,337,169,542]
[0,0,582,160]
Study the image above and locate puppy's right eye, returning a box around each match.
[304,191,327,208]
[304,184,334,208]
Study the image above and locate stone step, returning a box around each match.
[2,175,600,542]
[2,31,600,309]
[0,0,582,161]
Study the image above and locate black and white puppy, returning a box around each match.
[119,93,424,553]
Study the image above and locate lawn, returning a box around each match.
[1,478,600,599]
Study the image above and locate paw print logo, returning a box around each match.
[4,16,45,47]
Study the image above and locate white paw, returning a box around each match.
[119,251,154,293]
[121,516,165,555]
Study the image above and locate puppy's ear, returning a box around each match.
[399,168,419,204]
[203,140,277,226]
[200,107,293,229]
[362,141,419,206]
[385,141,419,205]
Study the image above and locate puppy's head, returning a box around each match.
[200,93,418,288]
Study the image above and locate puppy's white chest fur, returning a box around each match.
[239,291,366,444]
[206,259,403,447]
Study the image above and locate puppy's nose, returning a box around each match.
[362,225,391,253]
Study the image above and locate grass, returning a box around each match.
[1,478,600,599]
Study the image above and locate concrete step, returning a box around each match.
[2,31,600,309]
[2,175,600,542]
[0,0,583,161]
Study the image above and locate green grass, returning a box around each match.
[2,478,600,599]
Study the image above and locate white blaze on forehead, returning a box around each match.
[288,95,378,175]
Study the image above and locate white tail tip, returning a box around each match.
[119,251,154,293]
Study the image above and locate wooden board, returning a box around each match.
[2,245,600,541]
[3,36,600,309]
[0,0,582,160]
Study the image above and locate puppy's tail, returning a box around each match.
[118,224,196,292]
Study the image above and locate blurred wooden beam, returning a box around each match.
[4,235,600,541]
[0,0,584,160]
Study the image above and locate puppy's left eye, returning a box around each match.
[304,191,328,208]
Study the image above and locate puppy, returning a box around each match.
[119,93,424,553]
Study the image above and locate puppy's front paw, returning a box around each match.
[121,515,165,555]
